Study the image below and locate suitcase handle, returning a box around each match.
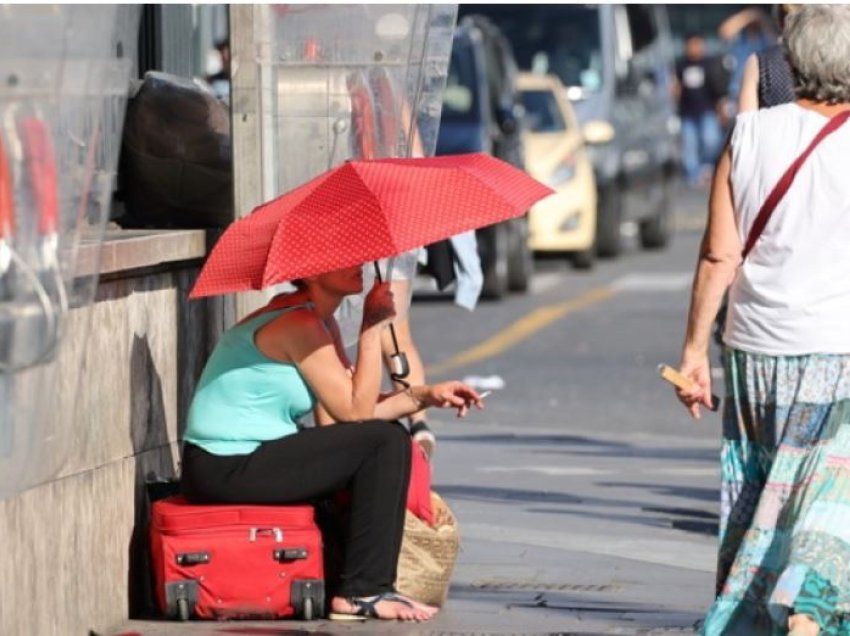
[175,551,210,566]
[248,527,284,543]
[274,548,308,562]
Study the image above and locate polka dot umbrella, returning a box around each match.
[189,152,553,299]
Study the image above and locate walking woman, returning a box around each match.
[676,6,850,635]
[181,265,482,622]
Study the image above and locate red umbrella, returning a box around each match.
[189,152,553,299]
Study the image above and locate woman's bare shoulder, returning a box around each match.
[264,304,323,333]
[254,304,330,362]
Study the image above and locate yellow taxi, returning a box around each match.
[517,73,598,268]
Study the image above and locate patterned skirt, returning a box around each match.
[702,349,850,635]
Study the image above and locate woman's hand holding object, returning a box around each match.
[361,282,396,332]
[668,356,717,419]
[419,381,484,418]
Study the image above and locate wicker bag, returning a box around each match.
[395,492,460,607]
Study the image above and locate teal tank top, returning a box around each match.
[184,305,317,455]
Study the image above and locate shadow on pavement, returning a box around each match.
[538,446,717,463]
[442,433,717,465]
[448,583,701,632]
[437,482,719,514]
[525,505,719,537]
[437,484,584,505]
[442,433,630,449]
[599,482,717,503]
[215,629,332,635]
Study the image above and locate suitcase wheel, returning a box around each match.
[291,579,326,620]
[165,580,198,621]
[177,597,190,622]
[301,596,315,621]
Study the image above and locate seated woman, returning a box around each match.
[181,263,482,622]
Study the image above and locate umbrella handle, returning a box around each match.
[372,261,410,383]
[389,352,410,384]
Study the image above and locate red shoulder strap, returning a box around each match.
[742,109,850,260]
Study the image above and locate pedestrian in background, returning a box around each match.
[718,7,776,112]
[378,254,439,459]
[676,6,850,635]
[673,33,725,187]
[737,4,801,113]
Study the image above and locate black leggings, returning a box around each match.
[181,420,412,598]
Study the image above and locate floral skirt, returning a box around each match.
[702,349,850,636]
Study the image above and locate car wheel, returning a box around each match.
[596,184,622,258]
[639,177,673,250]
[507,216,533,292]
[478,223,509,300]
[572,241,596,270]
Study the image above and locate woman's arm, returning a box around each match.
[313,317,356,426]
[257,284,394,423]
[737,53,760,114]
[258,312,385,423]
[678,145,741,418]
[374,381,483,421]
[718,8,773,42]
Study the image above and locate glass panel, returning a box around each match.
[520,89,567,132]
[0,5,141,500]
[462,5,604,92]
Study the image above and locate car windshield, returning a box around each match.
[520,89,567,133]
[441,41,481,123]
[463,5,604,93]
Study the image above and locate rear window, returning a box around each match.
[462,5,604,92]
[519,89,567,133]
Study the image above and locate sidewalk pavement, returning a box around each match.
[109,420,718,636]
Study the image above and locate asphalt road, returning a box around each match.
[112,184,724,636]
[411,183,721,634]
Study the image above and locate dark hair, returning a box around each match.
[684,31,703,43]
[291,279,307,290]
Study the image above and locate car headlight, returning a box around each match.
[559,211,581,232]
[547,158,577,187]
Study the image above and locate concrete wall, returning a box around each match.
[0,245,231,636]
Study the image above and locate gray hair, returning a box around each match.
[784,4,850,104]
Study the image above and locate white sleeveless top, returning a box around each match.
[724,103,850,356]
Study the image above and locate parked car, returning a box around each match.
[461,4,678,257]
[516,72,597,268]
[437,15,532,298]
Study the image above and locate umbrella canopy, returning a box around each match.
[189,152,553,299]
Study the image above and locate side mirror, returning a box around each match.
[582,120,616,145]
[637,68,658,98]
[496,104,522,135]
[618,59,654,95]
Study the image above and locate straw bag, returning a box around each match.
[395,492,460,607]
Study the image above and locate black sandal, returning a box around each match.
[328,592,415,621]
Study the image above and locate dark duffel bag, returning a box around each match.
[118,71,233,228]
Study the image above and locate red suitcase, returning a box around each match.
[150,496,325,621]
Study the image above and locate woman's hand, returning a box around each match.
[416,381,484,418]
[677,351,713,419]
[361,281,396,332]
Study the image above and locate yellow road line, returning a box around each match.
[427,285,617,376]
